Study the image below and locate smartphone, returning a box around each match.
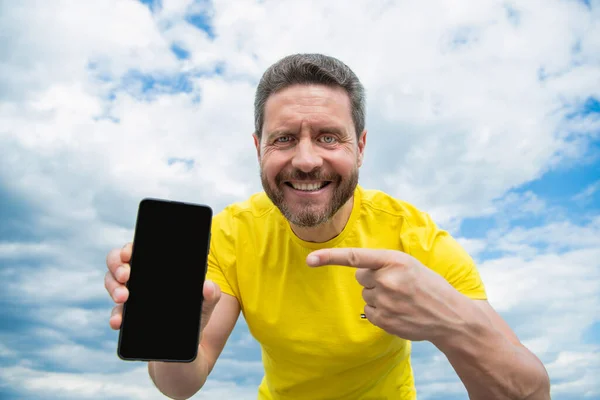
[117,198,213,362]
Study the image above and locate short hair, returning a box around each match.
[254,53,366,139]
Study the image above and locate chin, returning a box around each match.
[287,212,330,228]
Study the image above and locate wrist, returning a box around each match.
[148,349,209,399]
[431,299,503,360]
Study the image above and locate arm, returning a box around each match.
[400,211,550,399]
[148,293,241,400]
[432,298,551,400]
[306,245,551,400]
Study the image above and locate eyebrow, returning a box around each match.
[265,129,294,140]
[265,126,348,139]
[318,127,346,135]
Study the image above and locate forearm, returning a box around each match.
[148,346,211,400]
[433,302,550,400]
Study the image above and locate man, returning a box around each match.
[104,53,551,400]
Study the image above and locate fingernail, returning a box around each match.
[306,255,319,266]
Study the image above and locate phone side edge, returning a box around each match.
[116,198,149,361]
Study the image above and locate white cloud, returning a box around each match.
[455,237,487,257]
[33,308,112,340]
[546,350,600,398]
[229,332,258,349]
[0,242,58,259]
[3,265,106,304]
[192,380,258,400]
[573,180,600,204]
[0,0,598,399]
[411,215,600,399]
[2,0,598,229]
[481,248,600,335]
[478,223,600,398]
[487,216,600,255]
[0,361,261,400]
[0,342,17,358]
[478,217,600,338]
[36,343,122,373]
[0,365,161,400]
[493,191,547,218]
[0,0,176,101]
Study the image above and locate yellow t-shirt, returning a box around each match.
[207,185,487,400]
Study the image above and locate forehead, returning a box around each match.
[263,84,353,133]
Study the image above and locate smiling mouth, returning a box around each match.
[284,181,331,192]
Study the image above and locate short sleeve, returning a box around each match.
[401,209,487,300]
[205,210,240,300]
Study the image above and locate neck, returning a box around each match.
[290,195,355,243]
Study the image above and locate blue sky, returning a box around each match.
[0,0,599,399]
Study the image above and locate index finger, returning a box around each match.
[306,248,399,269]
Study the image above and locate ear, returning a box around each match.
[357,130,367,167]
[253,132,261,160]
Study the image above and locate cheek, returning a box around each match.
[328,153,358,175]
[260,152,288,179]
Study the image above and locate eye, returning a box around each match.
[319,135,337,144]
[275,135,293,143]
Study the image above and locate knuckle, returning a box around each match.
[348,248,360,267]
[408,266,420,283]
[106,248,117,267]
[363,288,377,305]
[366,307,380,325]
[355,269,366,285]
[376,274,397,291]
[373,311,390,330]
[104,271,113,290]
[361,288,371,304]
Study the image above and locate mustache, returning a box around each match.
[275,169,339,184]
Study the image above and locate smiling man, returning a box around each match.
[258,81,361,241]
[104,53,551,400]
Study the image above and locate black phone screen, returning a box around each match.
[117,198,213,362]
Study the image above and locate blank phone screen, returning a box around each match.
[118,199,212,362]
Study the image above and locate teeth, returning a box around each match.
[291,182,326,191]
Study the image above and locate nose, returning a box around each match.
[291,137,323,172]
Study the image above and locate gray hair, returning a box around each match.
[254,53,366,139]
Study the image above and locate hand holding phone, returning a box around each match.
[104,198,219,362]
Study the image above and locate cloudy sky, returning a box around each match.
[0,0,599,399]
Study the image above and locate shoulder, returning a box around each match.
[211,191,275,232]
[357,186,442,257]
[358,186,433,228]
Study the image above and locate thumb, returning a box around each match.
[200,280,221,334]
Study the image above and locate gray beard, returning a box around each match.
[260,167,359,228]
